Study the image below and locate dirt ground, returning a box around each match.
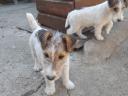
[0,3,128,96]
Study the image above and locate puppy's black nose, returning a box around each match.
[46,75,55,81]
[117,19,121,22]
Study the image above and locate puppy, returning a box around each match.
[65,0,128,40]
[26,13,84,95]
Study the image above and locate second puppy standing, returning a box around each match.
[65,0,128,40]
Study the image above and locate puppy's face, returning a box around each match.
[38,30,78,81]
[108,0,128,22]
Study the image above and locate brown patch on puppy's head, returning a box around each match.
[37,29,52,49]
[108,0,119,8]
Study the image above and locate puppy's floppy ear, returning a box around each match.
[62,34,86,52]
[108,0,119,8]
[124,0,128,7]
[37,29,52,49]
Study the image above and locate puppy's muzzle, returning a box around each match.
[46,75,56,81]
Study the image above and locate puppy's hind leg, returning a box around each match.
[67,26,86,39]
[33,45,43,72]
[33,57,42,72]
[29,39,42,72]
[105,21,113,34]
[62,58,75,90]
[32,50,42,72]
[75,27,87,39]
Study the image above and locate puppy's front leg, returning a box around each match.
[45,77,56,95]
[76,28,87,39]
[105,21,113,34]
[33,58,42,72]
[62,59,75,90]
[29,43,42,72]
[95,25,104,40]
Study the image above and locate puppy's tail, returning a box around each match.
[26,13,41,31]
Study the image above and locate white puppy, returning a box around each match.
[65,0,128,40]
[26,13,85,95]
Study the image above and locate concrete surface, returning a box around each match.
[0,3,128,96]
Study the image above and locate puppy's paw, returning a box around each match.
[64,80,75,90]
[33,64,42,72]
[96,35,104,40]
[45,87,55,95]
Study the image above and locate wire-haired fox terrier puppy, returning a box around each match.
[65,0,128,40]
[26,13,84,95]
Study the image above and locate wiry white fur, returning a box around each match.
[26,13,75,95]
[26,13,44,71]
[65,1,125,40]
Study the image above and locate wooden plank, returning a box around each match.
[13,0,18,4]
[75,0,104,8]
[36,0,74,18]
[38,13,66,32]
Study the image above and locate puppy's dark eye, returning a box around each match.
[113,7,119,12]
[44,53,49,58]
[59,55,64,60]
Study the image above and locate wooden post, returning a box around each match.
[74,0,103,8]
[13,0,18,4]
